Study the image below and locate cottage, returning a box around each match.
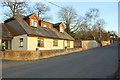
[110,34,118,44]
[0,14,74,51]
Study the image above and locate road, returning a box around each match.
[2,45,118,78]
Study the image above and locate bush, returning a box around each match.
[96,40,101,43]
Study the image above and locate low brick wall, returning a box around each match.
[1,48,82,60]
[101,40,110,46]
[2,51,39,60]
[0,51,3,59]
[39,48,82,58]
[74,40,82,48]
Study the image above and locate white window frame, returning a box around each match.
[37,39,44,47]
[31,19,38,27]
[60,26,64,32]
[20,38,23,47]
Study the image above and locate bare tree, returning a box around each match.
[58,6,78,34]
[2,0,28,19]
[85,8,99,40]
[101,31,110,41]
[96,19,106,40]
[74,8,107,41]
[27,2,50,21]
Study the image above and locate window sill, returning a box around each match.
[67,46,70,47]
[53,45,58,47]
[38,46,44,48]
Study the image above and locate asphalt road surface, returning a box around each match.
[2,45,119,78]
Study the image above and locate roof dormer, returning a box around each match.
[53,23,64,33]
[39,20,53,28]
[23,13,39,28]
[29,14,39,27]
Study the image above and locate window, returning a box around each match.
[67,41,70,47]
[60,26,64,32]
[38,39,44,47]
[2,40,11,50]
[44,24,49,27]
[31,19,38,27]
[20,38,23,47]
[53,39,58,46]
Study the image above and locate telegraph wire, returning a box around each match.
[43,0,64,9]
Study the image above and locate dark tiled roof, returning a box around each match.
[110,34,117,36]
[0,23,13,38]
[3,14,74,40]
[40,20,53,24]
[4,17,15,23]
[23,13,34,20]
[53,23,62,28]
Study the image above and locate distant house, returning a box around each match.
[0,13,74,51]
[110,34,118,39]
[110,34,118,44]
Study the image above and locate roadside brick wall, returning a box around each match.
[1,48,82,60]
[2,51,39,60]
[39,48,82,58]
[0,51,3,59]
[101,40,110,46]
[74,40,82,48]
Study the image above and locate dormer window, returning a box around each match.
[60,26,64,32]
[53,23,64,33]
[31,19,38,27]
[40,20,52,28]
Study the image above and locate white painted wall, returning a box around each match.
[27,37,37,50]
[52,39,64,50]
[37,38,65,50]
[64,40,67,47]
[63,40,74,48]
[70,41,74,48]
[27,36,74,50]
[82,40,98,50]
[12,34,28,51]
[11,35,74,51]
